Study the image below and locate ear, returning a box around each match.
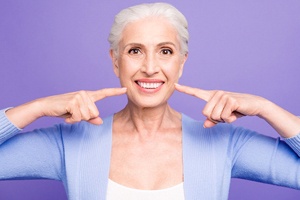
[110,49,120,78]
[178,53,188,78]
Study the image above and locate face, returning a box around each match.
[110,17,188,108]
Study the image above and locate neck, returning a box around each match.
[114,102,181,136]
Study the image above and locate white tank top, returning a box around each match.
[106,179,185,200]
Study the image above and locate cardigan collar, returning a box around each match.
[79,114,207,199]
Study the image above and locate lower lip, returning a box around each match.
[136,83,164,94]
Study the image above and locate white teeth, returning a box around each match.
[137,81,163,89]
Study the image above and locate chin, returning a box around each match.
[128,95,169,109]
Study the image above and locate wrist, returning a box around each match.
[257,98,277,120]
[31,98,47,118]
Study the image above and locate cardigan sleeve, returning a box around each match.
[231,127,300,189]
[0,108,21,145]
[283,134,300,157]
[0,108,65,181]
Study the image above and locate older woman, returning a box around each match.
[0,3,300,200]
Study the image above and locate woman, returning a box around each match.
[1,2,300,200]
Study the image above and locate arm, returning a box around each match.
[230,126,300,188]
[0,88,126,180]
[5,88,127,129]
[0,108,21,145]
[175,83,300,188]
[175,83,300,138]
[0,109,65,180]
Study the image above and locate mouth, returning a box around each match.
[135,80,164,89]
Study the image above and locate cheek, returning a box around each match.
[118,59,140,81]
[163,61,183,80]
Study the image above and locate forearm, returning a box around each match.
[259,100,300,138]
[5,99,44,129]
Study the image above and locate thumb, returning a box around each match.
[203,119,217,128]
[88,117,103,125]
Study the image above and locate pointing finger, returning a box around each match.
[175,83,212,102]
[89,87,127,102]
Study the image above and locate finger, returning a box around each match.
[209,92,229,122]
[89,87,127,102]
[221,98,239,123]
[174,83,211,102]
[88,117,103,125]
[77,92,92,121]
[202,91,225,121]
[85,92,100,119]
[203,119,218,128]
[65,105,81,124]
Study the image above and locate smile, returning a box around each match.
[136,81,164,89]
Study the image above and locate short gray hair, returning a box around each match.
[108,3,189,56]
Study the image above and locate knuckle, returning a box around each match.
[68,100,78,108]
[226,116,236,123]
[77,90,87,98]
[216,90,225,97]
[220,92,229,100]
[80,112,90,120]
[211,113,219,121]
[227,97,237,108]
[202,109,209,117]
[73,93,82,101]
[66,102,75,112]
[220,114,229,121]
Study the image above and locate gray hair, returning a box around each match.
[108,3,189,56]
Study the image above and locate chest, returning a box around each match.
[109,131,183,190]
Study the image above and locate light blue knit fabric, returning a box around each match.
[0,109,299,199]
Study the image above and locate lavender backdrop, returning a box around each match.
[1,0,300,199]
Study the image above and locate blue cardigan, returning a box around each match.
[0,109,300,200]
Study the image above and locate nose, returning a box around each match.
[140,53,160,76]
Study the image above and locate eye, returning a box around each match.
[128,48,141,55]
[161,48,173,55]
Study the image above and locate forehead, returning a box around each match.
[120,17,179,46]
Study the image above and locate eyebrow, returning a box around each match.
[123,43,143,49]
[157,42,176,48]
[123,42,177,50]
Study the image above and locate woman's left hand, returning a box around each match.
[175,83,270,128]
[175,83,300,138]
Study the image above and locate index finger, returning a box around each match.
[174,83,211,102]
[89,87,127,102]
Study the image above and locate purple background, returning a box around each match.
[1,0,300,199]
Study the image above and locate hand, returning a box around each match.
[6,88,127,128]
[39,88,127,125]
[175,83,268,128]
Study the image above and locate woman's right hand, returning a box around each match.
[5,88,127,129]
